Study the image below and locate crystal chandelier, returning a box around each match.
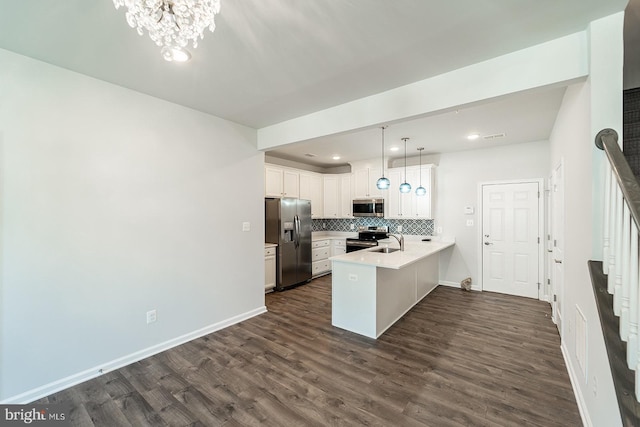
[113,0,221,61]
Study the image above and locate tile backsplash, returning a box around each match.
[312,218,434,235]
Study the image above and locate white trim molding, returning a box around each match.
[1,306,267,404]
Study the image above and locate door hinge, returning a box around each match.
[554,239,557,247]
[537,237,540,244]
[553,295,557,302]
[537,283,541,289]
[547,278,550,285]
[538,191,540,198]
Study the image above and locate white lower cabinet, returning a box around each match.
[312,239,331,276]
[332,239,346,256]
[265,246,277,292]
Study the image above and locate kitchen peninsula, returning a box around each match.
[330,240,454,339]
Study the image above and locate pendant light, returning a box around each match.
[415,147,426,196]
[376,126,390,190]
[399,137,411,193]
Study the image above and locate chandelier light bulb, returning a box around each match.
[113,0,221,61]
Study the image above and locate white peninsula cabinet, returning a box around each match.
[331,240,454,338]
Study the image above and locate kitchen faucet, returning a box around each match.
[387,233,405,251]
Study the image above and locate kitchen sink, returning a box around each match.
[371,247,400,254]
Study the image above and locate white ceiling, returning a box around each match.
[267,86,568,167]
[0,0,629,166]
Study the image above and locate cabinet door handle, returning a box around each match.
[484,242,493,246]
[554,259,563,264]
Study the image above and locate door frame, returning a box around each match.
[477,178,546,299]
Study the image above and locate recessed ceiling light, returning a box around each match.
[467,133,480,140]
[332,155,341,160]
[390,146,399,152]
[483,133,506,140]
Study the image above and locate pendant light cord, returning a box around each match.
[381,126,386,175]
[404,138,408,181]
[419,148,422,185]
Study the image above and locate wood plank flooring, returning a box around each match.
[37,276,581,426]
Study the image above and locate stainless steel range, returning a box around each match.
[346,226,389,252]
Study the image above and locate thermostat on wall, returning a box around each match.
[464,206,474,215]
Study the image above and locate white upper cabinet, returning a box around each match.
[265,162,428,219]
[386,165,435,219]
[265,165,299,198]
[353,166,383,198]
[412,165,434,218]
[283,169,300,198]
[299,172,323,218]
[340,174,353,218]
[265,165,284,197]
[323,175,340,218]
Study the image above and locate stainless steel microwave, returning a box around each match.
[352,198,384,217]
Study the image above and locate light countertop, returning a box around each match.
[312,232,356,241]
[264,242,278,248]
[330,240,454,270]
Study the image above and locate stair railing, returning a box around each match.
[597,128,640,401]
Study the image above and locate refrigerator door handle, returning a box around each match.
[294,215,300,248]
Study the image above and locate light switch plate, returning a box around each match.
[242,222,251,232]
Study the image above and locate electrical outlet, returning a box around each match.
[350,224,355,230]
[349,274,358,281]
[437,227,443,234]
[397,225,403,232]
[146,309,157,324]
[242,222,251,232]
[466,219,474,227]
[592,376,598,396]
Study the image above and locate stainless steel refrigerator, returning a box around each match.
[265,198,312,290]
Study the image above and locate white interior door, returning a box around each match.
[482,182,540,298]
[551,161,565,336]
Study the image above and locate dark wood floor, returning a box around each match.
[37,276,582,426]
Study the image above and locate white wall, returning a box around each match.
[550,81,621,427]
[0,49,265,402]
[547,13,625,427]
[423,141,550,288]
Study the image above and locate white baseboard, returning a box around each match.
[561,342,592,427]
[1,306,267,404]
[439,280,481,291]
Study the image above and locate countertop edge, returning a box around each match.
[329,241,454,270]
